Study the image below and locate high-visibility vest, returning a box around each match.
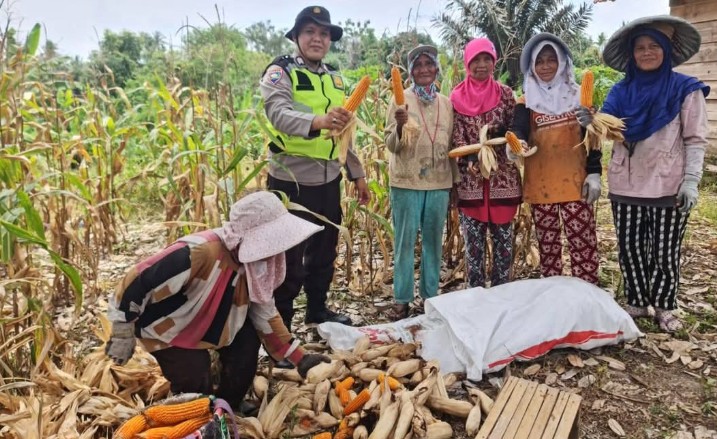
[265,56,346,160]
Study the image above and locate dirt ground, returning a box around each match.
[83,174,717,439]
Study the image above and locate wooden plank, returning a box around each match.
[683,42,717,65]
[693,20,717,44]
[671,4,717,23]
[540,391,571,439]
[476,377,519,439]
[514,385,549,439]
[553,393,583,439]
[503,381,540,439]
[527,387,560,439]
[488,379,530,439]
[676,61,717,80]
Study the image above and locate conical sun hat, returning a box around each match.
[602,15,701,72]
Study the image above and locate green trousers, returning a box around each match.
[390,187,449,304]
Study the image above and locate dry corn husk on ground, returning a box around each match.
[448,125,506,179]
[0,315,169,438]
[246,336,492,439]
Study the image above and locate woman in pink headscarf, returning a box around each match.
[450,38,521,288]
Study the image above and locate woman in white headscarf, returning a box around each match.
[510,33,602,285]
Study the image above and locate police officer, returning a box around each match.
[260,6,370,350]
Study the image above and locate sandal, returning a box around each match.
[386,303,409,321]
[624,305,650,319]
[654,308,683,333]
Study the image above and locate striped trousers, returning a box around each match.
[611,201,690,310]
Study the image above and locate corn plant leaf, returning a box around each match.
[0,220,83,311]
[221,147,249,177]
[23,23,41,57]
[16,190,46,241]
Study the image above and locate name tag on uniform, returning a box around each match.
[331,74,345,90]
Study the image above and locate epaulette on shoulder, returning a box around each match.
[323,62,339,73]
[262,55,294,77]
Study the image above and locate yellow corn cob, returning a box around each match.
[338,386,351,406]
[114,414,147,439]
[333,418,354,439]
[344,75,371,112]
[391,66,405,106]
[334,377,355,395]
[313,433,332,439]
[505,131,523,155]
[377,372,402,390]
[343,388,370,415]
[138,414,212,439]
[581,70,594,108]
[143,397,211,426]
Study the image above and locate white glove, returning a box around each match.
[505,140,527,162]
[105,321,136,365]
[676,176,699,213]
[581,173,601,204]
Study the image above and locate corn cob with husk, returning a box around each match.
[577,69,625,152]
[388,66,420,149]
[326,75,371,165]
[448,124,506,178]
[391,66,405,106]
[505,131,538,162]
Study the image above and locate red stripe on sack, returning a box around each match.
[487,330,623,369]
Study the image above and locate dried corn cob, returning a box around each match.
[343,388,370,415]
[114,414,147,439]
[338,386,351,406]
[581,70,594,108]
[314,433,332,439]
[138,414,212,439]
[391,66,405,106]
[377,372,402,391]
[143,397,211,426]
[505,131,523,155]
[335,377,355,395]
[334,418,355,439]
[344,75,371,112]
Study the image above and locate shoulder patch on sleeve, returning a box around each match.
[264,65,284,85]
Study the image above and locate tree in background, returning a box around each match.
[435,0,593,87]
[244,20,292,57]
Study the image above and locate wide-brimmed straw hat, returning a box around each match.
[602,15,701,72]
[218,191,323,263]
[519,33,572,74]
[285,6,343,42]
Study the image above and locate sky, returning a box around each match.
[5,0,669,58]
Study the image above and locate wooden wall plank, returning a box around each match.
[692,21,717,44]
[671,3,717,24]
[676,61,717,80]
[682,42,717,65]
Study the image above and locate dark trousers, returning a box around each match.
[151,321,261,407]
[611,201,689,310]
[268,175,342,326]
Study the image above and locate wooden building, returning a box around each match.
[671,0,717,153]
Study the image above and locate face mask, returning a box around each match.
[244,253,286,304]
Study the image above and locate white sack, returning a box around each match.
[318,276,642,381]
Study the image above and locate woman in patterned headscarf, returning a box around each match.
[384,45,459,320]
[450,37,520,289]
